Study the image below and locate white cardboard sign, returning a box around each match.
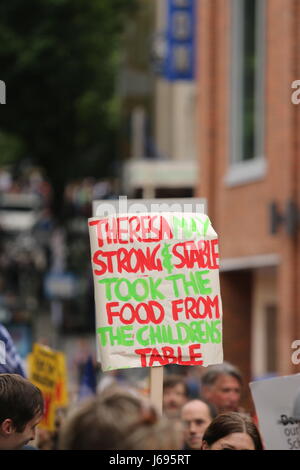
[88,212,223,371]
[250,374,300,450]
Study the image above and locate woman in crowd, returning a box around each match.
[201,411,263,450]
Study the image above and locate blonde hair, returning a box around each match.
[59,388,181,450]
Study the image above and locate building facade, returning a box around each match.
[197,0,300,400]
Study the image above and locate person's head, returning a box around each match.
[59,388,182,450]
[163,375,188,418]
[181,399,217,450]
[201,362,243,413]
[0,374,44,450]
[202,412,263,450]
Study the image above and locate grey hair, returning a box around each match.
[201,362,243,387]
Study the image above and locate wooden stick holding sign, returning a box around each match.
[150,366,163,415]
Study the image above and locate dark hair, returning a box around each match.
[0,374,44,432]
[201,362,243,387]
[59,388,181,450]
[202,412,263,450]
[163,375,188,396]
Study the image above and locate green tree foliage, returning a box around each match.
[0,0,135,213]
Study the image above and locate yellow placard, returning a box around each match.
[31,344,58,391]
[54,352,69,407]
[28,344,69,431]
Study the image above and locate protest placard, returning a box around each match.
[250,373,300,450]
[88,212,223,372]
[54,352,69,407]
[28,344,57,431]
[28,344,69,431]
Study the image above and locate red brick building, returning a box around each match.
[196,0,300,405]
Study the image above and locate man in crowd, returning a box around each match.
[181,399,217,450]
[0,374,43,449]
[163,375,188,418]
[201,362,243,413]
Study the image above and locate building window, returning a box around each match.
[251,267,278,379]
[242,0,256,161]
[226,0,266,186]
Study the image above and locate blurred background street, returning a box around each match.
[0,0,300,415]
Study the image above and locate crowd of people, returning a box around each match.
[0,167,52,205]
[0,327,265,452]
[0,372,263,451]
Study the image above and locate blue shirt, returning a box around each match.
[0,324,26,376]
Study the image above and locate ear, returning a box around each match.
[202,440,210,450]
[1,419,15,436]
